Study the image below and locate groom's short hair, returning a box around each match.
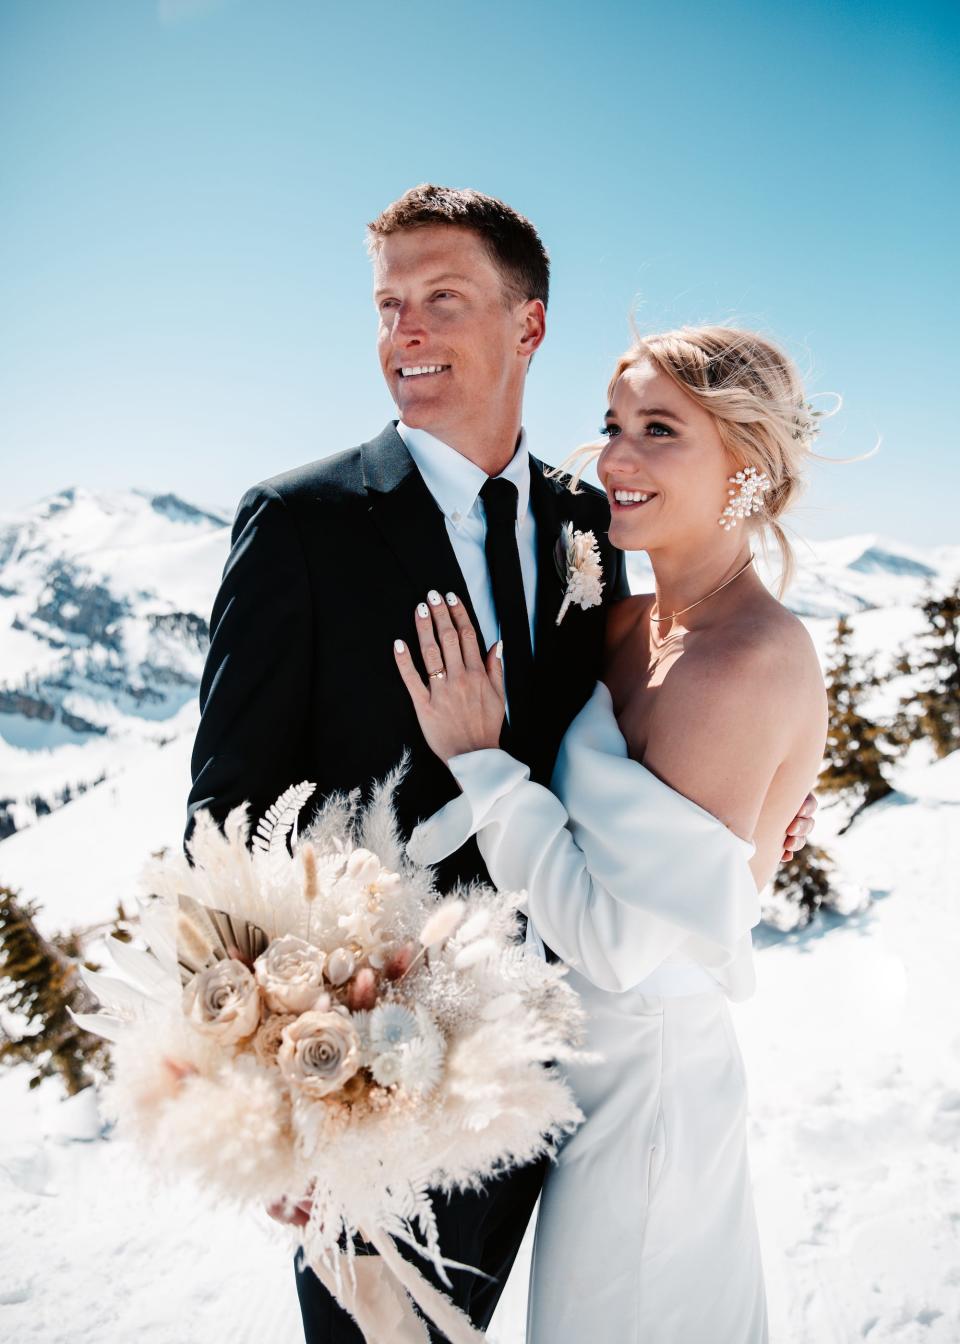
[367,184,550,311]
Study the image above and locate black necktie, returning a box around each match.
[481,476,561,960]
[479,477,535,761]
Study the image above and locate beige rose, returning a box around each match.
[183,958,261,1045]
[278,1009,361,1099]
[254,935,328,1015]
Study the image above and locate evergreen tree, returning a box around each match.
[0,886,123,1094]
[771,842,837,928]
[818,616,899,830]
[896,584,960,759]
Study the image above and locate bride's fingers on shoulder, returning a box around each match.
[445,591,484,669]
[393,637,428,704]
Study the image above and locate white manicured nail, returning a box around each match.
[417,603,429,618]
[394,639,405,653]
[446,592,458,606]
[428,590,442,606]
[495,640,503,660]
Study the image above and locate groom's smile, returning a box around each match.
[397,364,452,378]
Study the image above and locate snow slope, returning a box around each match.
[1,739,958,1341]
[2,490,959,1341]
[0,730,194,934]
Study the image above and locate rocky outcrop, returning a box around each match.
[34,562,128,651]
[0,690,55,721]
[60,709,107,735]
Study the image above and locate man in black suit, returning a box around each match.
[185,184,815,1341]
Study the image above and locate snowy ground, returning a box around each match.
[733,752,960,1343]
[1,744,958,1341]
[2,515,959,1340]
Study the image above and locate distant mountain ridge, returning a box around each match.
[627,531,959,620]
[1,487,957,842]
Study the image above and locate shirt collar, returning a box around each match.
[396,421,530,526]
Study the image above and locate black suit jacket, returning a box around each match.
[185,421,630,893]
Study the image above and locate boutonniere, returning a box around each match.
[554,522,605,626]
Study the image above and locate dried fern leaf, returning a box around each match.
[252,781,317,858]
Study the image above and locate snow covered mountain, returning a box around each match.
[0,487,229,838]
[1,485,957,844]
[626,531,960,620]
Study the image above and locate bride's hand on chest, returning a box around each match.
[392,589,506,763]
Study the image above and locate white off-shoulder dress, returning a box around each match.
[408,680,769,1344]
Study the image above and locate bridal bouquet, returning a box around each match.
[70,765,588,1342]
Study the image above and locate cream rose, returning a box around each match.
[254,935,328,1015]
[183,958,261,1045]
[278,1009,361,1099]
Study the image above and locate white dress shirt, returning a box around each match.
[396,421,539,662]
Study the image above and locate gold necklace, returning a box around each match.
[649,554,756,625]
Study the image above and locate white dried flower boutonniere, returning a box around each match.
[554,522,605,626]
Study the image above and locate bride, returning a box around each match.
[393,324,829,1343]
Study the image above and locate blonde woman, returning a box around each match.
[393,325,829,1343]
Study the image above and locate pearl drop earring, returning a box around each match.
[719,465,772,531]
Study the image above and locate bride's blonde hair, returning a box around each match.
[553,324,840,595]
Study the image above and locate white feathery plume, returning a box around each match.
[223,801,251,849]
[418,900,465,948]
[357,752,410,873]
[452,938,497,970]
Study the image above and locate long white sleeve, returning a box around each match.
[406,683,761,998]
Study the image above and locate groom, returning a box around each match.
[184,184,815,1341]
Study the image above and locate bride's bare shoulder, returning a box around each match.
[641,595,826,845]
[675,593,825,725]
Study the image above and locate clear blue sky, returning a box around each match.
[2,0,957,544]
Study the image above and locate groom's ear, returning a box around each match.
[517,299,547,366]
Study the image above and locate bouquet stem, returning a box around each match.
[360,1225,487,1343]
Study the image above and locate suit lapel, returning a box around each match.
[529,455,571,673]
[528,456,613,782]
[361,422,486,648]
